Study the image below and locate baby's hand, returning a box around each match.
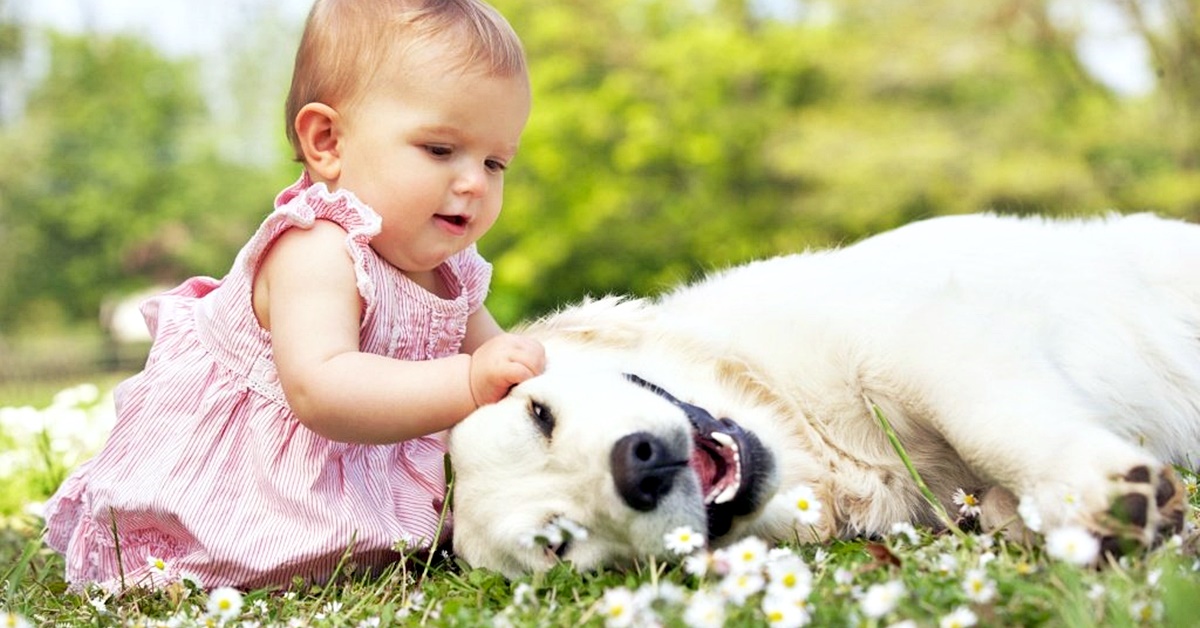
[468,334,546,407]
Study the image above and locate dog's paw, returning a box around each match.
[1096,465,1186,557]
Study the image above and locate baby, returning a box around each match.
[43,0,544,590]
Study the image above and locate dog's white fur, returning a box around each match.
[449,213,1200,577]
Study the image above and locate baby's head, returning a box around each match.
[285,0,527,164]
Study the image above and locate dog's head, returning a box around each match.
[448,367,779,577]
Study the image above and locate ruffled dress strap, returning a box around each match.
[243,172,385,319]
[445,244,492,316]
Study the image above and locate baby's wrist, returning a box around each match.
[464,353,482,409]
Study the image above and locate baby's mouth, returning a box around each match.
[437,214,468,227]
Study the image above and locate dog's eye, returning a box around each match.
[529,400,555,438]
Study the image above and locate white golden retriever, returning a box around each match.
[449,213,1199,577]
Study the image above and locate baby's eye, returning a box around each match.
[485,159,507,173]
[424,145,452,158]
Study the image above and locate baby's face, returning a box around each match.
[332,55,531,277]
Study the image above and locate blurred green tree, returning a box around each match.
[0,0,23,327]
[0,33,287,332]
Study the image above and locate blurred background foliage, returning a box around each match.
[0,0,1197,375]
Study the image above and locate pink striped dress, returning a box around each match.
[43,173,491,590]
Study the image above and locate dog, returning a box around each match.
[448,213,1200,577]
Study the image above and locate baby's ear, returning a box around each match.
[294,103,343,182]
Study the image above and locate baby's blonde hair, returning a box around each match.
[284,0,527,163]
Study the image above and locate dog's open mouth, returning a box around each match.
[624,373,773,540]
[687,412,769,539]
[693,427,741,505]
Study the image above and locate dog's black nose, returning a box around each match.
[611,431,686,511]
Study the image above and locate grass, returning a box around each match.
[3,384,1200,626]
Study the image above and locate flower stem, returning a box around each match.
[870,404,965,538]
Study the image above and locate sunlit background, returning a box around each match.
[0,0,1197,387]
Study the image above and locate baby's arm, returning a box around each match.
[255,220,536,444]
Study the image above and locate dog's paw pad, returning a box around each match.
[1097,465,1185,557]
[1108,492,1149,528]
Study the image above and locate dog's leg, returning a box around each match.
[909,383,1186,555]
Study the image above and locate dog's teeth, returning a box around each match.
[713,483,739,504]
[710,432,734,447]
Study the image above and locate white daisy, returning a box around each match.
[859,580,905,619]
[664,525,706,555]
[635,581,686,606]
[762,593,811,628]
[1146,568,1162,587]
[683,551,712,578]
[766,554,813,601]
[1017,496,1043,532]
[1,612,32,628]
[724,536,770,575]
[1130,599,1162,623]
[962,569,996,603]
[935,553,958,575]
[1061,491,1082,513]
[952,488,982,518]
[1045,526,1100,566]
[832,567,857,595]
[206,586,244,621]
[177,571,203,594]
[719,570,766,606]
[768,547,795,561]
[512,582,534,607]
[597,587,638,628]
[146,555,169,575]
[683,590,726,628]
[889,522,920,545]
[781,484,824,525]
[939,606,978,628]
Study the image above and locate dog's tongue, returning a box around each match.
[692,433,738,504]
[692,445,719,491]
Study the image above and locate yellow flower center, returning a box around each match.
[796,498,810,511]
[783,574,796,587]
[963,494,978,507]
